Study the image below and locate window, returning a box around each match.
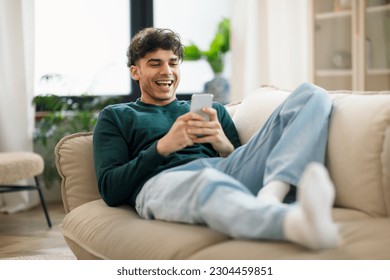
[34,0,231,98]
[34,0,131,96]
[153,0,232,94]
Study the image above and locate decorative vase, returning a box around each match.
[203,74,230,105]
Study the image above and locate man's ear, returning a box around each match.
[130,65,139,81]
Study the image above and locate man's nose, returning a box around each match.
[160,63,173,75]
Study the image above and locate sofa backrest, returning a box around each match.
[232,86,390,218]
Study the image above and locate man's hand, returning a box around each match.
[156,108,234,157]
[156,112,200,157]
[186,107,234,157]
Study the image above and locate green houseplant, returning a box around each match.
[33,94,120,189]
[183,17,230,74]
[183,18,231,104]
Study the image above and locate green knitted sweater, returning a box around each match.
[93,98,241,207]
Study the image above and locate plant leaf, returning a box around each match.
[183,43,202,60]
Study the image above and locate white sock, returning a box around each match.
[284,162,340,250]
[257,180,290,204]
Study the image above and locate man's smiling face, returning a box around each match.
[131,48,181,106]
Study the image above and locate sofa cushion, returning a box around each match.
[60,199,390,260]
[60,199,229,260]
[232,86,390,217]
[187,217,390,260]
[327,93,390,217]
[232,86,290,144]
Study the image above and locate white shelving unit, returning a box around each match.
[309,0,390,91]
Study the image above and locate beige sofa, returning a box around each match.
[54,85,390,260]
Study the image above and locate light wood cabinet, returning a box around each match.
[309,0,390,91]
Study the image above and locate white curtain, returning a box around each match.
[0,0,38,213]
[230,0,310,102]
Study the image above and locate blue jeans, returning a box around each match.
[135,82,333,240]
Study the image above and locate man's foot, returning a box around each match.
[284,162,340,250]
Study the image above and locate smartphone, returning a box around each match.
[190,93,213,121]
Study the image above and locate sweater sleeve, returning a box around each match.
[214,103,241,149]
[93,106,166,206]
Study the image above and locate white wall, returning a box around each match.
[230,0,310,102]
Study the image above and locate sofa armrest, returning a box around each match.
[55,132,100,213]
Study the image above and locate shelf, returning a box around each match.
[315,3,390,19]
[316,69,352,77]
[367,68,390,75]
[366,3,390,14]
[312,0,390,91]
[315,10,352,20]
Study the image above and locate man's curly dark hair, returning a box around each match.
[127,27,184,67]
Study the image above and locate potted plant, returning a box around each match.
[183,18,230,104]
[33,93,120,196]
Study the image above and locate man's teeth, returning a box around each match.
[156,81,172,86]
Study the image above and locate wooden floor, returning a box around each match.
[0,202,74,259]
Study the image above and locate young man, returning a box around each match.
[93,27,340,250]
